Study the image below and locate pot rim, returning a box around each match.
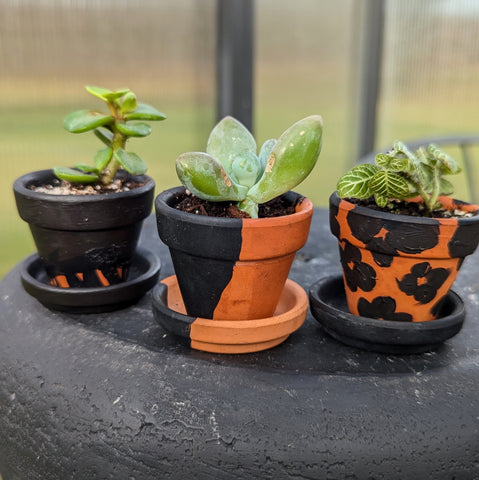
[13,169,155,204]
[330,191,479,225]
[155,186,313,226]
[14,169,155,230]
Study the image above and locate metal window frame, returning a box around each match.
[215,0,384,154]
[216,0,254,131]
[356,0,385,158]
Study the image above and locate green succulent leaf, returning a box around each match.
[238,198,259,219]
[64,110,113,133]
[124,103,167,121]
[258,138,276,172]
[53,166,99,184]
[369,170,410,199]
[94,147,113,171]
[94,127,113,146]
[116,122,152,137]
[206,116,257,174]
[85,85,130,102]
[247,115,323,204]
[176,152,248,202]
[102,89,130,101]
[85,86,113,100]
[73,163,99,174]
[337,164,378,199]
[114,149,147,175]
[121,92,138,114]
[231,152,262,188]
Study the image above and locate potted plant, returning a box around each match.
[310,141,479,353]
[13,86,165,311]
[153,115,323,353]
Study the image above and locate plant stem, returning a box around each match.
[407,170,435,216]
[427,166,441,214]
[416,185,432,215]
[100,100,125,185]
[238,198,259,218]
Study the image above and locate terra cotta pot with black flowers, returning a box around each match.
[329,192,479,322]
[13,86,165,311]
[153,115,323,353]
[309,141,479,353]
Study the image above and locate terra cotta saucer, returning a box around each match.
[309,275,465,354]
[152,275,308,354]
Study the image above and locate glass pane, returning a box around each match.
[254,0,357,207]
[0,0,216,278]
[377,0,479,200]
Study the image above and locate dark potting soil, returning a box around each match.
[31,177,146,196]
[175,192,297,219]
[348,197,476,218]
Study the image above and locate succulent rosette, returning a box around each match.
[175,115,323,218]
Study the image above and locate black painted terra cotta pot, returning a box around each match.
[14,169,155,288]
[330,191,479,322]
[155,186,313,322]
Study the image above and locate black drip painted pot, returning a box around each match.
[329,191,479,322]
[14,169,155,288]
[155,186,313,322]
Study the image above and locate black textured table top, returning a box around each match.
[1,209,478,479]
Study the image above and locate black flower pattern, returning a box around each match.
[357,296,413,322]
[347,211,440,257]
[449,221,479,257]
[397,262,450,304]
[339,241,376,292]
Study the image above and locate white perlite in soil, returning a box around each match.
[31,178,135,195]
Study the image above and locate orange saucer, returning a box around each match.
[152,275,308,354]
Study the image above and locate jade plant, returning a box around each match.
[337,140,462,215]
[54,86,166,185]
[175,115,323,218]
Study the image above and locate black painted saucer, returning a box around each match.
[309,275,465,354]
[20,248,161,313]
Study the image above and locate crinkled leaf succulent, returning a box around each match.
[176,115,323,218]
[337,140,462,214]
[54,86,166,185]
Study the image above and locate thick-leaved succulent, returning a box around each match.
[175,115,323,218]
[337,140,462,215]
[54,86,166,185]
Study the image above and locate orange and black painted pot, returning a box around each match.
[155,186,313,321]
[14,169,155,289]
[330,191,479,322]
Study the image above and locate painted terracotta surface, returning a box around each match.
[212,198,313,320]
[14,170,154,289]
[330,194,479,322]
[50,267,127,288]
[159,275,308,354]
[156,188,313,321]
